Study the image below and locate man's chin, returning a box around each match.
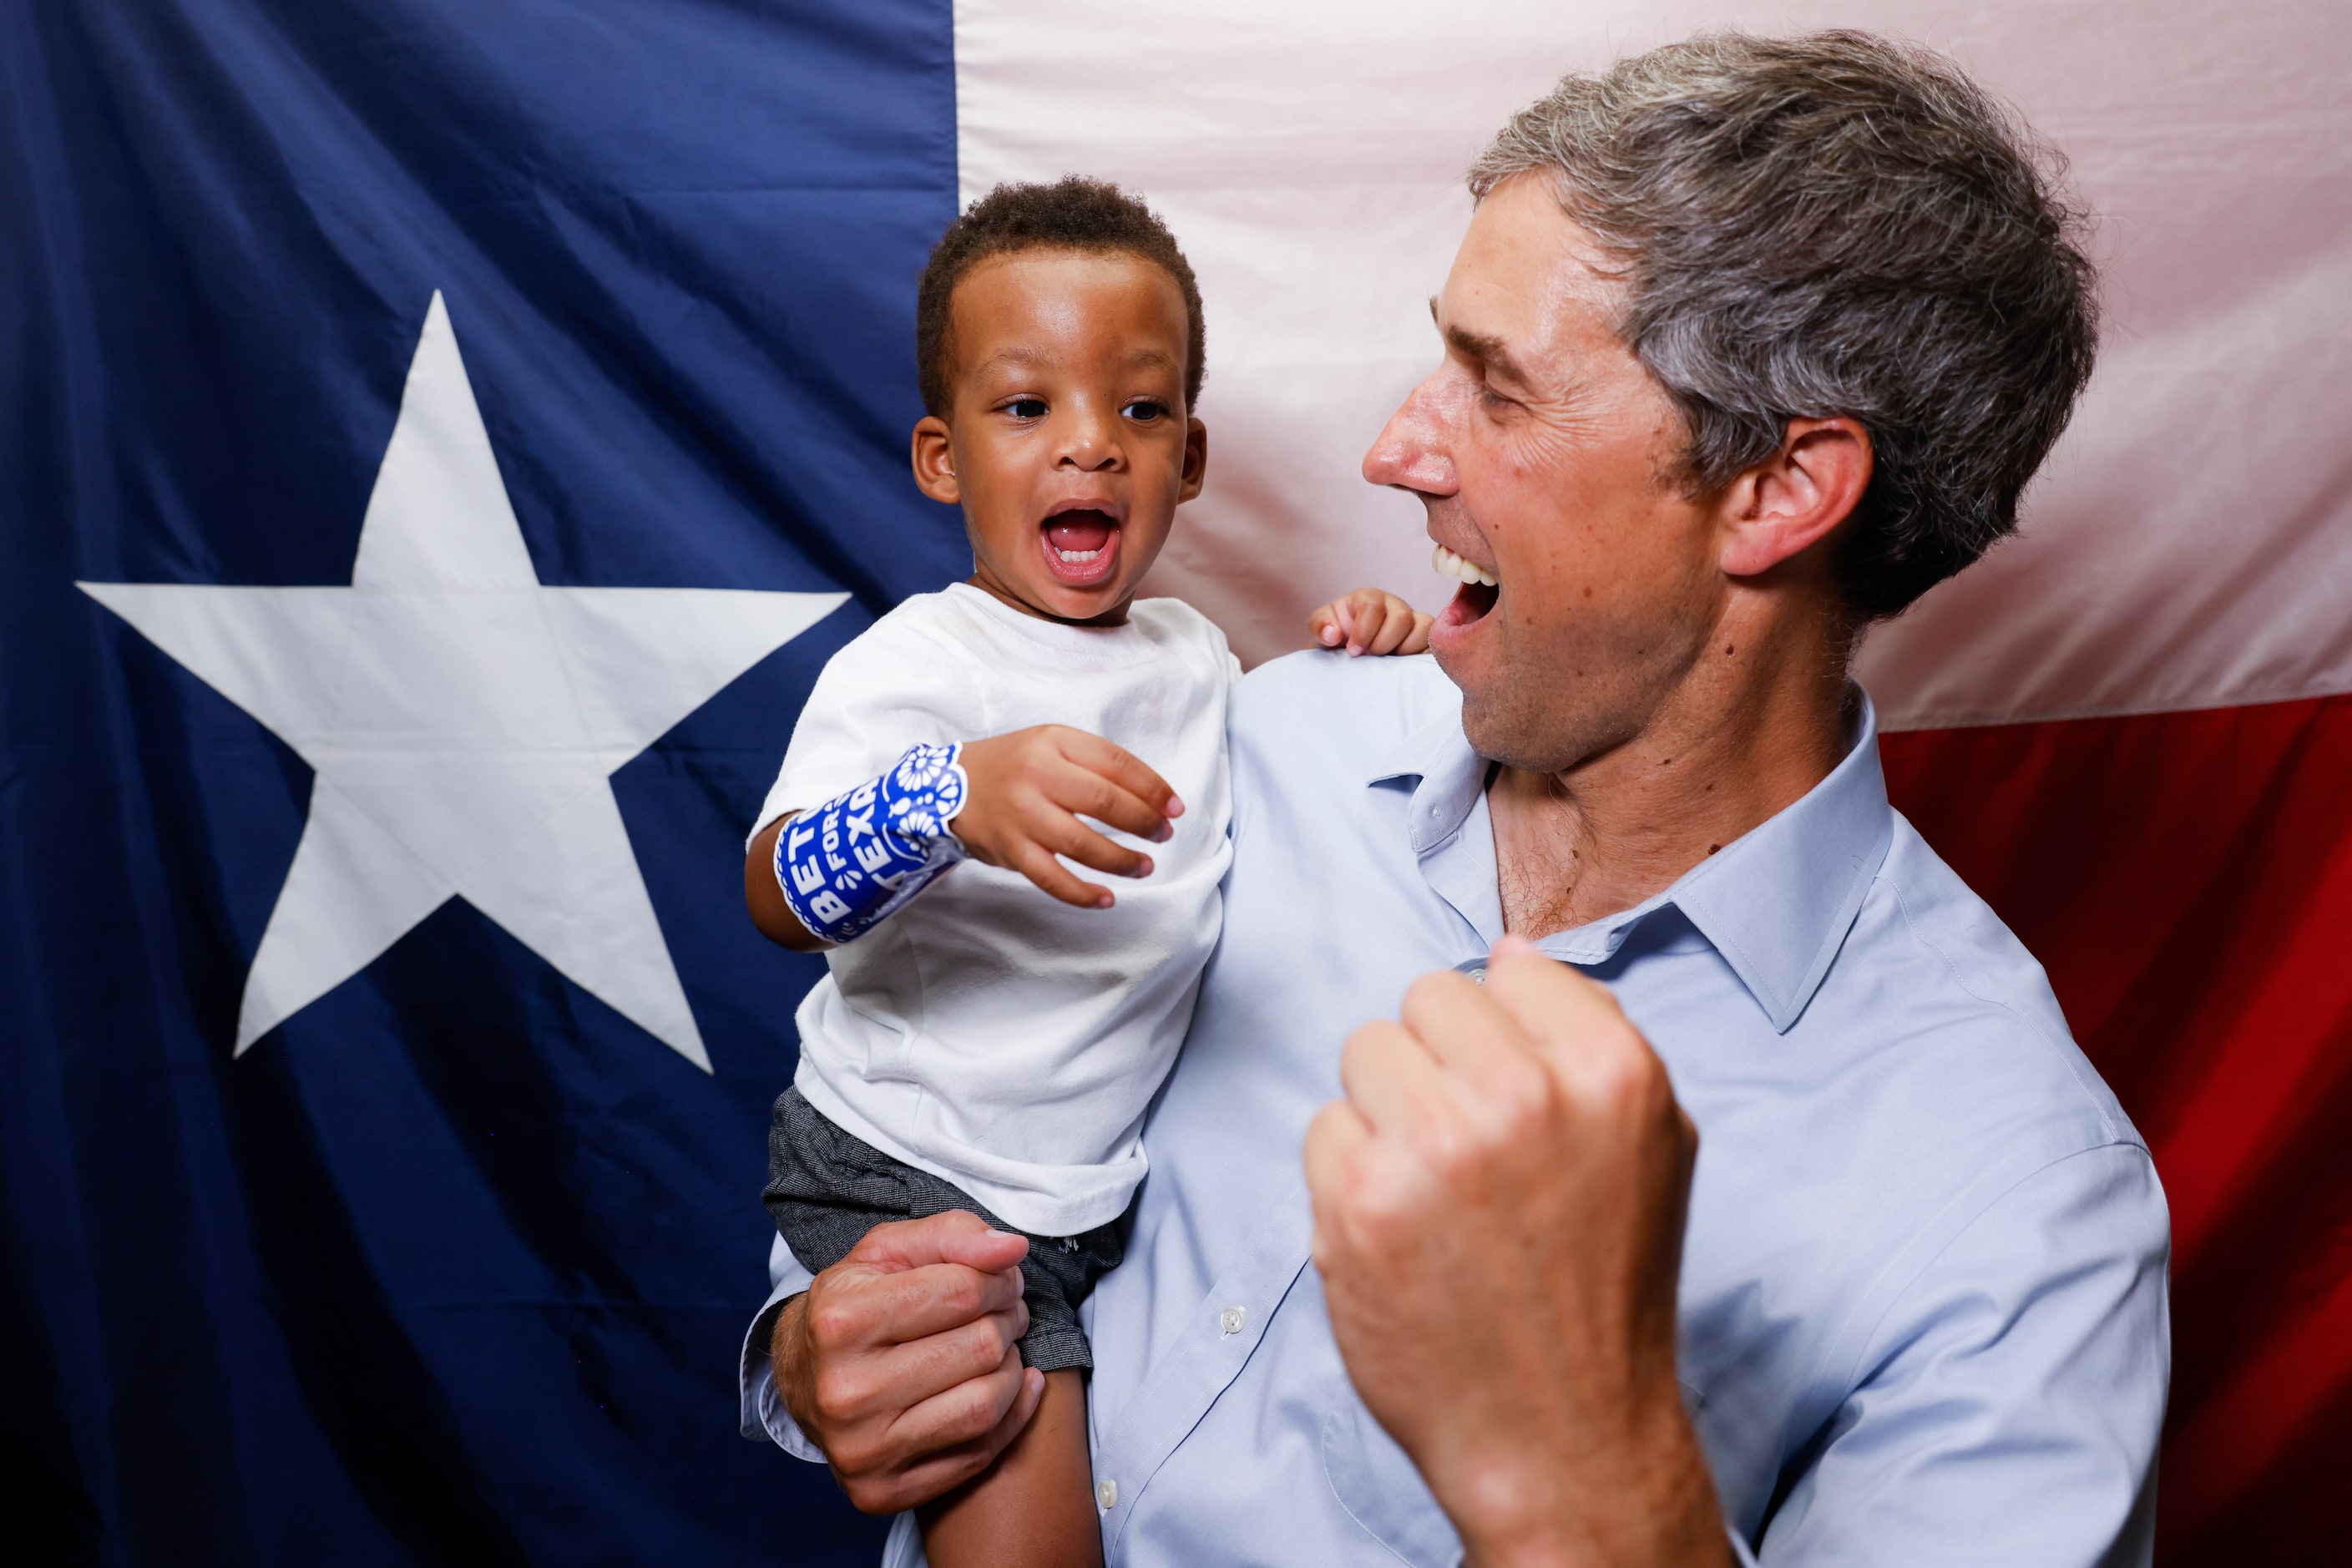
[1433,648,1515,762]
[1456,698,1529,771]
[1445,657,1596,775]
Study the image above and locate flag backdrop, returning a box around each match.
[3,1,2344,1563]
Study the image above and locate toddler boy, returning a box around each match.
[744,178,1427,1565]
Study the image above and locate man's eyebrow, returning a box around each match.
[1430,299,1527,383]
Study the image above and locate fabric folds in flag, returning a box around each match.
[3,2,962,1561]
[951,1,2352,1557]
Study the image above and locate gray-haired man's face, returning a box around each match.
[1361,175,1727,776]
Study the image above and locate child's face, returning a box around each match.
[913,249,1206,625]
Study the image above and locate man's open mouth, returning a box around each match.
[1040,506,1122,587]
[1432,543,1500,630]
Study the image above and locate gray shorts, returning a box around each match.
[761,1086,1126,1373]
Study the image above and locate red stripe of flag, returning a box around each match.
[1882,692,2352,1560]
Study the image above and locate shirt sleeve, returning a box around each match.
[746,616,989,846]
[1753,1142,2168,1566]
[738,1234,826,1460]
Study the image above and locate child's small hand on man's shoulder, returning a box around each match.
[955,726,1182,911]
[1308,589,1434,658]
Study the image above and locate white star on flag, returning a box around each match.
[81,292,845,1070]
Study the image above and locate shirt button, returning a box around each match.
[1219,1306,1246,1336]
[1097,1479,1118,1510]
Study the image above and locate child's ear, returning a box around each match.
[1178,416,1208,504]
[911,415,960,505]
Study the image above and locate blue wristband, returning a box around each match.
[775,742,969,943]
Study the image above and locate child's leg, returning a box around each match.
[918,1368,1101,1568]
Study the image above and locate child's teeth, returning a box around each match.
[1057,549,1101,563]
[1431,544,1498,588]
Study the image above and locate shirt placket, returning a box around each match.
[1095,1180,1318,1564]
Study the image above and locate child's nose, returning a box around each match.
[1055,406,1122,470]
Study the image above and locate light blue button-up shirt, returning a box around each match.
[743,652,2170,1566]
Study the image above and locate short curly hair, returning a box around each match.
[915,177,1206,418]
[1472,32,2099,621]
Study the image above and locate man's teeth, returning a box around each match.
[1432,544,1498,588]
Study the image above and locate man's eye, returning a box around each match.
[1478,383,1518,412]
[1006,397,1047,419]
[1122,399,1167,422]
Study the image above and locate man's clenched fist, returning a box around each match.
[1302,937,1727,1567]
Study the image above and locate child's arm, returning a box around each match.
[744,725,1181,952]
[1308,588,1434,657]
[918,1367,1102,1568]
[746,816,825,950]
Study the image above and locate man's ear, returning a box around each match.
[1178,416,1209,504]
[911,415,959,505]
[1717,417,1872,579]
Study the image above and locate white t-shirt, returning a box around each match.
[752,584,1238,1236]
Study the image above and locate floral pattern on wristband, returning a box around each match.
[884,742,966,839]
[776,742,969,943]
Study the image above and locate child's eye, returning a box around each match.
[1121,399,1167,422]
[1005,397,1047,419]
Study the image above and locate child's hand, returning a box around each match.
[955,726,1182,910]
[1308,589,1434,657]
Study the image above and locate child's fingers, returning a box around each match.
[1011,844,1116,910]
[1311,596,1359,650]
[1037,814,1154,879]
[1366,598,1419,655]
[1400,612,1433,655]
[1056,730,1181,822]
[1050,764,1176,844]
[1348,594,1395,656]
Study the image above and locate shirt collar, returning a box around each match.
[1370,707,1495,856]
[1368,687,1896,1034]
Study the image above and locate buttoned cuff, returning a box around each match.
[739,1235,826,1463]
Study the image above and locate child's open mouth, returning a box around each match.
[1431,543,1500,635]
[1040,507,1122,587]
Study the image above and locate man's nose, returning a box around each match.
[1362,377,1457,495]
[1056,401,1122,471]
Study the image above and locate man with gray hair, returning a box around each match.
[745,32,2167,1565]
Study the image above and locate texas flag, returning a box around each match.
[5,2,2341,1564]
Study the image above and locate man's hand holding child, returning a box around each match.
[772,1211,1045,1515]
